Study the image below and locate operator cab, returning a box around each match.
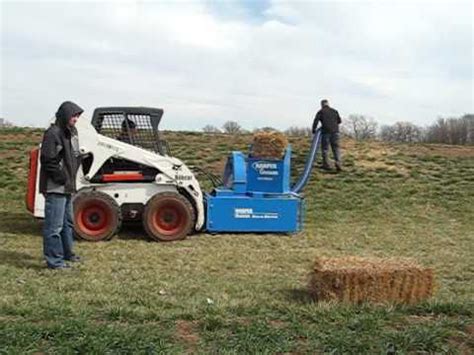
[84,107,170,183]
[91,107,169,154]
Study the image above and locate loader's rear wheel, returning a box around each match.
[73,191,121,241]
[143,192,195,242]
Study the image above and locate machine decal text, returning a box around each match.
[251,161,279,176]
[234,208,279,219]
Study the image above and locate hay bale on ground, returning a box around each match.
[250,132,289,159]
[308,257,434,304]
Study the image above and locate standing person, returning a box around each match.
[39,101,83,269]
[312,99,342,171]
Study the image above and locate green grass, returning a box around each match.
[0,128,473,353]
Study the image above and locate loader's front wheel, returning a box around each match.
[73,191,122,241]
[143,192,195,242]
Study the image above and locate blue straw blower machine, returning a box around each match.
[205,129,322,233]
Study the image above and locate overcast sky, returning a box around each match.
[1,0,472,130]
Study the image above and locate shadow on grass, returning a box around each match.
[0,249,44,270]
[282,288,314,304]
[0,211,41,236]
[319,168,340,175]
[117,222,148,241]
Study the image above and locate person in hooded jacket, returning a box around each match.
[39,101,83,269]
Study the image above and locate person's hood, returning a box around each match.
[55,101,83,130]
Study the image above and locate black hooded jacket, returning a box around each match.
[39,101,84,194]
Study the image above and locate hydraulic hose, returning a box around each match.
[291,128,322,193]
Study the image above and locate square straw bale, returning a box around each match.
[250,132,289,159]
[308,257,434,304]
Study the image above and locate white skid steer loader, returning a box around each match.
[26,107,205,242]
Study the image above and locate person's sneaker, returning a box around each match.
[65,255,82,263]
[336,164,343,172]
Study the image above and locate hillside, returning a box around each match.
[0,128,473,353]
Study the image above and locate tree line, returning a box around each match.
[203,114,473,145]
[344,114,473,145]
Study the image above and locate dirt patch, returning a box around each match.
[342,138,474,159]
[234,317,252,326]
[447,335,472,354]
[0,133,41,143]
[448,324,474,355]
[268,319,287,329]
[405,315,437,323]
[357,160,410,176]
[175,320,200,352]
[405,144,474,158]
[0,150,19,159]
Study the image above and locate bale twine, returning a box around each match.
[250,132,289,160]
[308,257,434,304]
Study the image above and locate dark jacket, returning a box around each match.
[39,101,83,194]
[312,106,342,134]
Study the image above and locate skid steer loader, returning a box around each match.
[27,107,205,242]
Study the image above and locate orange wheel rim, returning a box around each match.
[76,201,113,238]
[151,202,186,236]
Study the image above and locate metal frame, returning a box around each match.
[91,107,166,155]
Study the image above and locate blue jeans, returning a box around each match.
[43,193,75,268]
[321,132,341,167]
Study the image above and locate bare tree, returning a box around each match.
[463,114,474,145]
[342,115,378,140]
[425,115,473,145]
[425,118,449,144]
[380,125,396,142]
[285,126,312,137]
[222,121,242,134]
[202,124,221,133]
[253,126,279,133]
[447,115,473,145]
[380,122,423,143]
[0,118,14,127]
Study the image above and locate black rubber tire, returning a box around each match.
[143,191,195,242]
[73,191,122,242]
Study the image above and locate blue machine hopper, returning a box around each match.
[205,129,322,233]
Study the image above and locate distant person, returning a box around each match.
[117,118,137,144]
[39,101,83,269]
[312,99,342,171]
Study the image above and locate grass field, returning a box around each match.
[0,127,473,353]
